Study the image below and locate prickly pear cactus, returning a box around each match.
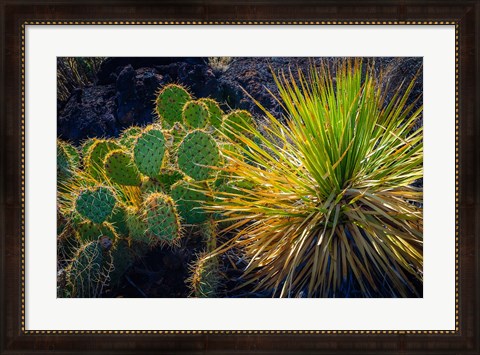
[156,84,191,128]
[199,98,224,129]
[143,193,181,245]
[189,253,221,298]
[65,240,107,298]
[76,220,118,245]
[84,139,122,180]
[62,141,80,166]
[182,100,209,129]
[118,126,142,149]
[108,206,129,237]
[222,110,254,140]
[125,206,145,240]
[104,149,141,186]
[125,206,155,245]
[57,141,79,181]
[75,186,116,224]
[133,127,166,178]
[177,130,220,181]
[170,122,187,147]
[81,138,96,157]
[157,168,184,192]
[171,180,210,224]
[201,218,218,250]
[140,178,163,194]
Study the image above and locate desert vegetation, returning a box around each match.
[57,58,422,298]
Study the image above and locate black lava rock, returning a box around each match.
[58,56,423,147]
[58,84,117,144]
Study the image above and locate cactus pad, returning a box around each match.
[199,98,224,129]
[75,186,116,224]
[108,206,129,237]
[84,140,122,180]
[119,126,142,149]
[140,178,164,194]
[189,253,221,298]
[182,100,209,129]
[133,127,166,178]
[177,130,220,180]
[157,168,185,192]
[62,142,80,167]
[143,193,181,244]
[171,180,210,224]
[57,141,78,180]
[105,149,142,186]
[125,206,155,245]
[65,241,106,297]
[81,138,96,157]
[156,84,191,128]
[76,220,118,245]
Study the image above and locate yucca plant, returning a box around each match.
[210,59,423,297]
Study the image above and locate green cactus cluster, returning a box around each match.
[57,82,254,297]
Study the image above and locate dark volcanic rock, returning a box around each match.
[97,57,207,85]
[154,61,220,99]
[58,56,423,146]
[58,66,165,144]
[57,85,117,144]
[115,66,165,128]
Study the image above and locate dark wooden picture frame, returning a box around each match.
[1,1,478,353]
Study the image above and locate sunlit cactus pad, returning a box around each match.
[65,240,104,297]
[143,193,181,244]
[171,180,209,224]
[199,98,224,129]
[156,84,191,128]
[57,141,79,180]
[104,149,141,186]
[84,140,122,180]
[75,186,116,224]
[125,206,151,244]
[189,253,220,298]
[118,126,142,149]
[133,127,166,178]
[76,220,118,244]
[177,130,220,181]
[182,100,209,129]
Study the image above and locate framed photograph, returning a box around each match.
[2,1,478,353]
